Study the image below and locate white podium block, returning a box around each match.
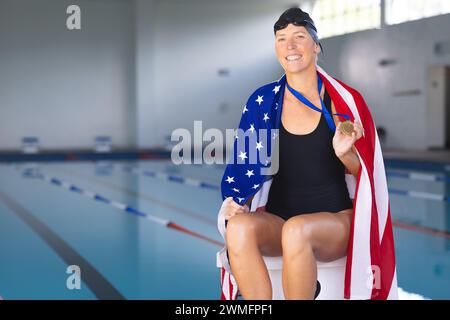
[217,253,346,300]
[94,136,112,153]
[22,137,40,154]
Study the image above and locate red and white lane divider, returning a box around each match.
[24,170,223,247]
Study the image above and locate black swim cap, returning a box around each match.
[274,7,323,53]
[274,7,318,34]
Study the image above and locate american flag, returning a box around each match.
[217,66,398,300]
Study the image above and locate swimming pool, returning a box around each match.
[0,159,448,299]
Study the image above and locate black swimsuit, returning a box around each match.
[265,89,353,221]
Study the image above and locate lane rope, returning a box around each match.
[23,169,223,247]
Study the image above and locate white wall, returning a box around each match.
[136,0,297,149]
[319,13,450,150]
[2,0,449,151]
[135,0,157,149]
[137,0,450,150]
[0,0,136,150]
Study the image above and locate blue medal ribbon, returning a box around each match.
[286,74,350,132]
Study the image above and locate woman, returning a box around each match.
[218,8,397,300]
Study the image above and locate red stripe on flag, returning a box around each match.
[338,83,387,299]
[320,72,368,299]
[344,84,382,299]
[379,207,397,299]
[340,77,396,299]
[320,72,397,299]
[369,191,382,299]
[220,267,226,300]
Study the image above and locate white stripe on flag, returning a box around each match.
[374,131,389,240]
[350,155,373,300]
[230,274,238,300]
[223,271,230,300]
[387,269,399,300]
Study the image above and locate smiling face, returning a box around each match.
[275,24,321,74]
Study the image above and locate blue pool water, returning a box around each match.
[0,160,448,299]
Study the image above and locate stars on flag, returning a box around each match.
[256,141,263,150]
[222,81,285,206]
[255,95,264,106]
[225,176,235,184]
[238,151,248,161]
[273,85,280,94]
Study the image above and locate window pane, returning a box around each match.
[311,0,381,39]
[385,0,450,25]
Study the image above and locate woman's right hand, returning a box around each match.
[223,197,249,220]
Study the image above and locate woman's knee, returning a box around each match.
[226,214,259,252]
[281,216,313,254]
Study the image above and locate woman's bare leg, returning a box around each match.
[281,209,352,300]
[226,211,285,300]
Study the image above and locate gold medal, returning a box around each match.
[340,120,354,136]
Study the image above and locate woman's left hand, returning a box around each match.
[332,120,364,158]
